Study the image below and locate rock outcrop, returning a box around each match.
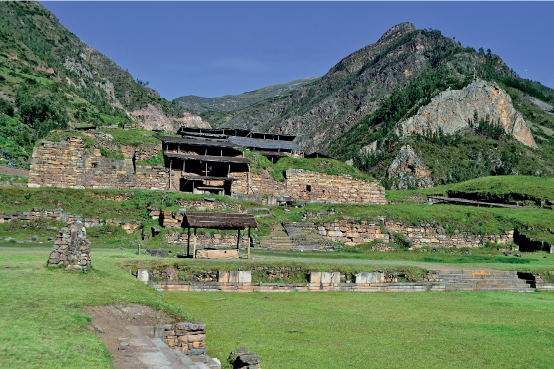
[387,145,433,190]
[399,79,536,147]
[130,104,210,132]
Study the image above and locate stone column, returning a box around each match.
[47,221,91,272]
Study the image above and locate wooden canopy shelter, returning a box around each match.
[182,212,258,259]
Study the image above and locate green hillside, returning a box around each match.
[0,1,189,169]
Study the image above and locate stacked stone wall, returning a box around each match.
[385,221,514,248]
[285,170,386,204]
[317,218,514,248]
[0,208,140,233]
[29,137,169,190]
[232,169,386,205]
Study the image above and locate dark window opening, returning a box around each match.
[306,185,312,192]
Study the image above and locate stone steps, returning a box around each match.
[437,270,534,293]
[445,286,536,292]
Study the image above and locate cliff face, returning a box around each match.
[399,79,536,147]
[131,105,210,132]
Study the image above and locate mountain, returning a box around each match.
[210,22,554,186]
[173,77,320,113]
[0,1,207,168]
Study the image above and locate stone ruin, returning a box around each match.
[228,347,261,369]
[47,221,91,272]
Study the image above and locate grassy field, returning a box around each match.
[0,246,187,369]
[386,175,554,204]
[1,246,554,368]
[166,290,554,369]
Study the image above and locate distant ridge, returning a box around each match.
[172,76,320,113]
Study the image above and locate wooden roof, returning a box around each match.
[155,135,237,148]
[182,212,258,230]
[177,126,297,141]
[227,136,302,151]
[165,153,251,164]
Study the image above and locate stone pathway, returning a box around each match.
[120,326,220,369]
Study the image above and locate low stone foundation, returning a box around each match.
[47,221,91,272]
[317,217,514,248]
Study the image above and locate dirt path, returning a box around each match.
[87,304,176,369]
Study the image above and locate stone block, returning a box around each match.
[355,272,385,284]
[138,269,152,283]
[309,272,321,284]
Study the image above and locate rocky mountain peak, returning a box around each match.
[378,22,416,43]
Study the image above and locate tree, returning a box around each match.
[17,94,68,138]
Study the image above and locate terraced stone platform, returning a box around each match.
[435,270,535,292]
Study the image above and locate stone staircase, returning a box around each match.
[123,325,220,369]
[436,270,535,292]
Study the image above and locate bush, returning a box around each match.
[0,99,14,117]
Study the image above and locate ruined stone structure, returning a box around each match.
[47,221,91,271]
[29,137,169,190]
[318,217,514,248]
[29,130,386,205]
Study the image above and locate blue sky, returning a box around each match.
[42,1,554,100]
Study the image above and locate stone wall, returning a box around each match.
[29,137,169,190]
[317,217,514,248]
[317,218,389,246]
[232,169,386,205]
[284,169,387,204]
[0,207,140,234]
[28,138,387,205]
[47,222,91,271]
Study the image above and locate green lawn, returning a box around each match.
[1,246,554,368]
[0,246,187,369]
[166,291,554,369]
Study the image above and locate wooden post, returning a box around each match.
[169,159,172,190]
[193,228,197,259]
[228,163,230,177]
[247,227,251,259]
[187,227,191,257]
[247,164,251,194]
[237,229,241,250]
